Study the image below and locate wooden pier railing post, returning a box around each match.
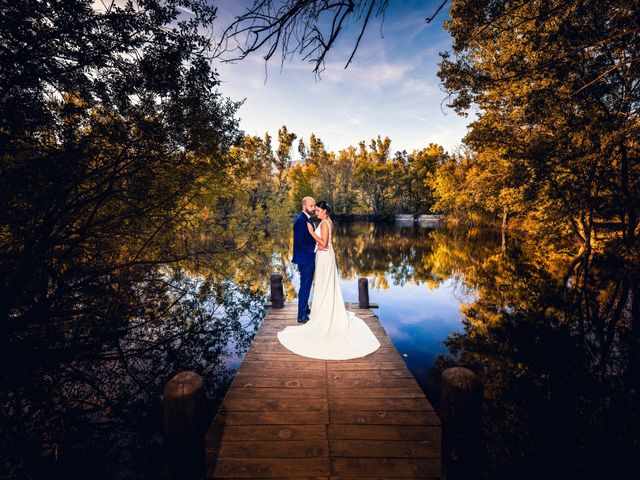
[270,272,284,308]
[440,367,483,480]
[163,371,205,480]
[358,277,370,308]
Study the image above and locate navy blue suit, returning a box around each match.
[291,212,316,321]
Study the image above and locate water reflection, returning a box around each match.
[280,221,639,479]
[2,220,637,479]
[0,272,265,479]
[433,244,640,479]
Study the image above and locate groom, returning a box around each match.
[292,196,318,323]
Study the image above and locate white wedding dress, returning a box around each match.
[277,219,381,360]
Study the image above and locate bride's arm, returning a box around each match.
[307,222,330,249]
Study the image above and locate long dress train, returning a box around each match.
[277,219,381,360]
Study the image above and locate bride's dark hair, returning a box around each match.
[316,200,331,214]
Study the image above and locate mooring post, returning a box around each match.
[358,277,370,308]
[163,371,205,480]
[270,272,284,309]
[440,367,483,480]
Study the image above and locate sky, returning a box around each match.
[209,0,470,155]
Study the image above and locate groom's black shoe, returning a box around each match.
[297,316,309,324]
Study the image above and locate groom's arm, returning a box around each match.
[302,220,318,253]
[294,217,316,253]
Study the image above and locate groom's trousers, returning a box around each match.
[297,262,315,320]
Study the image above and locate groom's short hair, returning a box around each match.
[302,196,315,208]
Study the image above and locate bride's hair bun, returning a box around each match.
[316,200,331,213]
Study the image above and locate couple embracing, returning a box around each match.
[277,197,381,360]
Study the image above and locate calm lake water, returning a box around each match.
[2,221,638,479]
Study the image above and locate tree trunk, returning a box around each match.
[501,206,509,255]
[620,143,637,244]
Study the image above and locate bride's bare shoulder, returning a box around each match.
[326,218,334,234]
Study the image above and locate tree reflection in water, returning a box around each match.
[0,269,265,479]
[432,243,640,480]
[2,221,637,479]
[328,221,639,479]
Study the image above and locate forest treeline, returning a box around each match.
[227,127,448,217]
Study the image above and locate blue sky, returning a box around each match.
[211,0,469,155]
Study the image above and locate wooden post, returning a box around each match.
[270,272,284,309]
[163,371,205,480]
[358,277,369,308]
[440,367,483,480]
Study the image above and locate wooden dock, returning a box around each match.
[205,302,441,479]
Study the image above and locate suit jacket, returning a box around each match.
[291,212,316,266]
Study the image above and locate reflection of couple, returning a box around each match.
[277,197,380,360]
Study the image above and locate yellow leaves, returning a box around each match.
[425,278,441,290]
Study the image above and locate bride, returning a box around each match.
[277,201,381,360]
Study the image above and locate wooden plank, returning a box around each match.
[207,425,327,442]
[330,439,440,458]
[231,377,327,389]
[225,387,327,399]
[213,410,330,425]
[240,360,326,370]
[328,370,415,380]
[235,368,325,379]
[209,457,330,478]
[326,361,407,371]
[206,423,327,443]
[328,388,425,399]
[329,398,434,412]
[248,344,294,353]
[207,439,329,458]
[328,424,440,441]
[329,377,421,389]
[330,410,441,426]
[244,353,327,362]
[331,458,439,478]
[221,397,328,412]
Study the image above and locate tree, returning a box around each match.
[334,147,359,214]
[287,162,316,212]
[353,136,397,215]
[307,134,337,207]
[0,1,242,330]
[430,148,481,220]
[217,0,390,75]
[439,0,640,253]
[275,125,297,191]
[216,0,449,75]
[232,133,277,210]
[398,143,448,214]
